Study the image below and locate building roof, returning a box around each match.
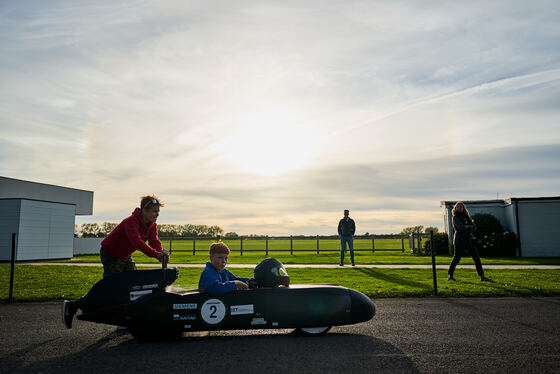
[440,199,505,206]
[441,196,560,207]
[0,176,93,215]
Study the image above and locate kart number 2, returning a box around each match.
[201,299,226,324]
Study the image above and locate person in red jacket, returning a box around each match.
[100,195,169,277]
[62,195,170,329]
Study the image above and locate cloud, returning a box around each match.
[2,1,560,235]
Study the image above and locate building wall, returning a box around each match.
[443,201,508,243]
[443,197,560,257]
[0,199,75,261]
[517,200,560,257]
[504,204,516,233]
[466,204,509,231]
[0,200,22,261]
[73,237,104,255]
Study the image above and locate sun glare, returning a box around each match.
[222,109,316,175]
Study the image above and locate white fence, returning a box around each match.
[73,237,104,255]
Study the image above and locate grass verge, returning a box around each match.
[1,265,559,302]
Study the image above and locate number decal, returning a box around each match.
[201,299,226,324]
[209,305,217,318]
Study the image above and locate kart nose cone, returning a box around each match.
[349,289,375,322]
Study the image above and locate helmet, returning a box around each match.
[254,258,290,288]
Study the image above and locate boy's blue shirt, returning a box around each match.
[198,262,249,296]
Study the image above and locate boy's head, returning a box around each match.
[209,241,230,271]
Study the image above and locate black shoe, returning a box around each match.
[352,263,355,267]
[339,263,344,266]
[62,300,74,329]
[481,277,494,282]
[447,275,456,281]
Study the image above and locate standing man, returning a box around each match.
[338,209,356,266]
[62,195,170,328]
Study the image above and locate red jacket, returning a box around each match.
[101,208,163,259]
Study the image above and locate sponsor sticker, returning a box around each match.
[184,324,192,329]
[142,283,159,290]
[201,299,226,324]
[173,314,197,321]
[251,317,266,326]
[230,304,254,316]
[130,289,152,301]
[272,322,279,327]
[173,303,198,310]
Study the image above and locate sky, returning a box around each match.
[1,1,559,235]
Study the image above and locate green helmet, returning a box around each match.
[254,258,290,288]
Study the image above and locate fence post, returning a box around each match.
[372,235,375,253]
[240,237,243,256]
[266,236,269,256]
[169,237,173,254]
[430,230,438,295]
[9,233,17,303]
[316,235,319,254]
[290,235,293,255]
[401,236,405,252]
[193,238,196,256]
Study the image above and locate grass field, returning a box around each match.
[53,238,560,265]
[63,250,560,266]
[2,265,560,302]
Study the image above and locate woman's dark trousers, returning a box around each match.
[448,245,484,277]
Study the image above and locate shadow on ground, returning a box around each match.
[1,328,419,373]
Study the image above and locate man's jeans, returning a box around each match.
[340,235,354,264]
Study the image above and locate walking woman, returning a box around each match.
[448,201,493,282]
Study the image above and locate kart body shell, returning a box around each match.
[76,268,375,340]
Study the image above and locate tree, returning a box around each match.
[100,222,117,236]
[224,232,239,238]
[424,226,439,234]
[472,213,503,239]
[80,223,101,237]
[401,225,424,236]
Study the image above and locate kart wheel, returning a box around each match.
[294,326,331,336]
[128,327,183,342]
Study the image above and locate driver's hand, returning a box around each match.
[234,280,248,290]
[247,278,258,289]
[157,250,170,263]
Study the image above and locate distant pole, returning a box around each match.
[371,235,375,253]
[266,236,269,256]
[430,230,438,295]
[9,233,17,303]
[290,235,293,255]
[240,237,243,256]
[169,237,173,254]
[316,235,319,254]
[162,251,167,290]
[193,238,196,256]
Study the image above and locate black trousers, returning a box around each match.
[448,245,484,277]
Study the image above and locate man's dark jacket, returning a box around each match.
[338,218,356,236]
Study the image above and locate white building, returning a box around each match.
[441,197,560,257]
[0,176,93,261]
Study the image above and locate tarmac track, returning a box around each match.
[1,297,559,373]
